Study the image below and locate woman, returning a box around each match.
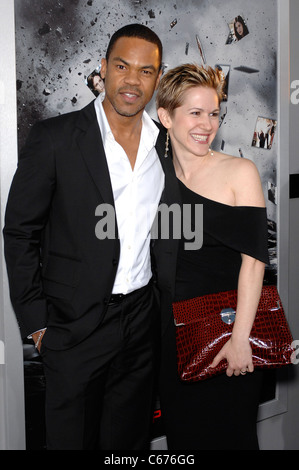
[234,15,249,41]
[154,64,269,450]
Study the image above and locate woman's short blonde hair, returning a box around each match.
[156,63,226,114]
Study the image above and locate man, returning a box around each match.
[3,24,170,450]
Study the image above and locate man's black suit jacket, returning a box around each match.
[3,100,176,350]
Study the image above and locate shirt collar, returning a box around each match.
[94,95,159,149]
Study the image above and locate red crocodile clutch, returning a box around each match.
[172,285,294,382]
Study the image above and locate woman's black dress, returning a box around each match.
[159,180,270,450]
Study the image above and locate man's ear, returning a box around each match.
[154,69,163,90]
[100,58,107,79]
[157,107,171,129]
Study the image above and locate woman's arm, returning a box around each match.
[211,157,267,376]
[211,254,265,376]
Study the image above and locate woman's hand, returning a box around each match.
[210,336,254,376]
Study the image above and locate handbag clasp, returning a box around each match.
[220,308,236,324]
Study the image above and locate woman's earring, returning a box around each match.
[164,131,169,158]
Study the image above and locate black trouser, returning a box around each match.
[40,283,159,450]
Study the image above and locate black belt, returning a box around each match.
[108,293,130,304]
[108,283,151,306]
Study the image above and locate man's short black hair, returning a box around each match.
[105,23,163,69]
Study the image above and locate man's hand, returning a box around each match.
[32,329,46,352]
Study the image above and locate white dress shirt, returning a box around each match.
[94,96,164,294]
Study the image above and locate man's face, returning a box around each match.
[101,36,162,119]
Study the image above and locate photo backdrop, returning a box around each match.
[15,0,278,281]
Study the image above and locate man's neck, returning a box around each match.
[102,99,144,170]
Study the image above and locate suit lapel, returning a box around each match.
[155,127,181,299]
[155,126,181,202]
[155,128,175,179]
[76,101,115,206]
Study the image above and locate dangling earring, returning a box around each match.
[164,130,169,158]
[209,148,214,156]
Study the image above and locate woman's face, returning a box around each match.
[162,86,220,160]
[93,75,105,93]
[235,21,244,37]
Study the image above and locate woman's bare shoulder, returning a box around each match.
[217,153,259,179]
[217,152,256,170]
[215,153,265,206]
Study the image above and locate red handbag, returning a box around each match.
[172,285,294,382]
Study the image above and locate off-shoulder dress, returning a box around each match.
[159,179,269,450]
